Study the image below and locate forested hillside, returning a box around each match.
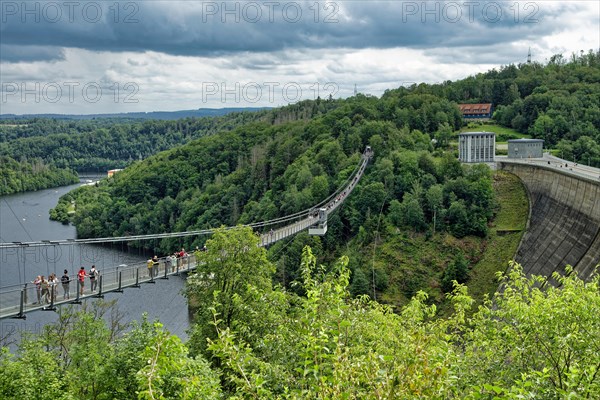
[0,102,344,194]
[0,156,78,195]
[0,111,270,171]
[402,50,600,164]
[51,91,465,235]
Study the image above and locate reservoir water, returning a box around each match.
[0,178,190,343]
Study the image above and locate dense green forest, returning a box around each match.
[0,112,270,172]
[0,156,78,195]
[0,103,342,193]
[1,230,599,399]
[391,50,600,165]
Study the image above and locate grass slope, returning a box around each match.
[459,121,531,141]
[464,171,528,308]
[372,170,528,314]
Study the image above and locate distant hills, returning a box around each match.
[0,107,272,121]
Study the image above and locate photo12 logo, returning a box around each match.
[1,321,42,345]
[400,1,540,23]
[1,82,140,104]
[1,1,139,24]
[0,245,130,268]
[200,81,340,104]
[197,1,340,23]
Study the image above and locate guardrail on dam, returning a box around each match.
[497,159,600,281]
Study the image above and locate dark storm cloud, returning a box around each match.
[0,1,589,63]
[0,44,65,62]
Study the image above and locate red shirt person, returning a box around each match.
[77,267,87,295]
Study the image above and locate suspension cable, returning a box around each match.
[0,148,373,249]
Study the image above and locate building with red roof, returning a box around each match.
[458,103,493,119]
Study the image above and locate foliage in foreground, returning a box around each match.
[188,230,600,399]
[0,302,221,400]
[2,229,599,399]
[200,240,600,399]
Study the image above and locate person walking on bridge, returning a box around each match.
[89,265,99,292]
[147,258,154,279]
[40,276,49,304]
[32,275,42,304]
[152,255,159,278]
[61,269,70,299]
[179,248,188,269]
[165,254,172,274]
[77,267,87,296]
[49,273,59,302]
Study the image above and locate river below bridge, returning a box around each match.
[0,177,190,344]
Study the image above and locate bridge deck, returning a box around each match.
[0,255,200,320]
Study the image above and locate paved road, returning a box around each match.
[496,153,600,182]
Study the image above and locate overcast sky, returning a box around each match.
[1,1,598,114]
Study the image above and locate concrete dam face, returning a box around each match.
[498,162,600,281]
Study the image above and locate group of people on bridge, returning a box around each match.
[27,244,207,306]
[146,247,205,279]
[31,264,99,304]
[324,159,366,212]
[31,273,59,304]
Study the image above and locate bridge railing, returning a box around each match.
[0,253,201,319]
[1,198,351,318]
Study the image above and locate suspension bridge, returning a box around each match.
[0,147,373,319]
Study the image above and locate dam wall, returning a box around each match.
[498,162,600,280]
